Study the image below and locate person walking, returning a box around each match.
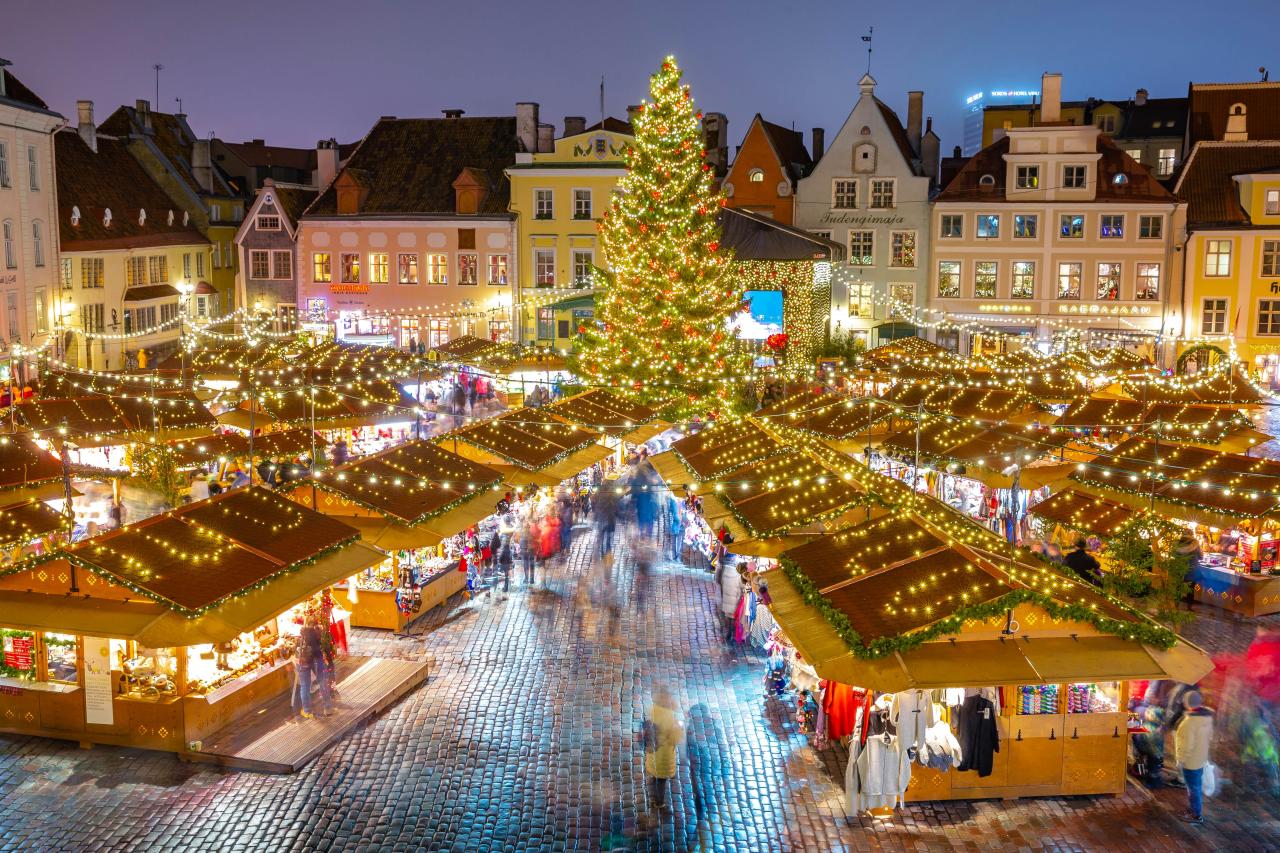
[595,487,618,557]
[1174,689,1214,824]
[497,537,513,595]
[518,520,536,586]
[295,617,332,719]
[1063,538,1103,587]
[644,685,685,814]
[716,559,743,643]
[666,492,684,562]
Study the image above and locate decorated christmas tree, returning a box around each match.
[570,56,749,417]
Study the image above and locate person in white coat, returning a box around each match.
[644,685,686,812]
[716,560,742,643]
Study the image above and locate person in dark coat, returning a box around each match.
[1063,538,1102,586]
[256,458,277,486]
[332,440,349,467]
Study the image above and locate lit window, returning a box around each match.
[257,215,280,230]
[1139,215,1163,239]
[1266,189,1280,216]
[1136,263,1159,300]
[976,214,1000,238]
[1100,215,1124,238]
[573,189,592,219]
[488,254,508,285]
[1126,149,1142,163]
[1015,165,1039,189]
[936,261,960,297]
[1202,298,1227,335]
[870,178,895,208]
[1157,149,1176,177]
[848,231,873,265]
[833,180,857,209]
[59,258,72,289]
[534,249,555,286]
[748,169,765,183]
[940,214,963,238]
[1013,215,1038,238]
[1112,173,1129,185]
[1262,241,1280,277]
[398,253,419,284]
[251,250,270,279]
[1060,214,1084,238]
[426,253,448,284]
[889,232,916,268]
[313,253,332,283]
[340,252,360,283]
[572,249,594,285]
[1205,240,1232,277]
[1011,261,1035,298]
[1063,165,1086,189]
[1259,300,1280,336]
[534,189,553,220]
[1096,262,1121,300]
[458,253,478,285]
[1057,262,1081,299]
[974,261,997,298]
[536,307,554,339]
[81,258,104,288]
[369,252,390,284]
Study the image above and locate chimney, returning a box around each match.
[1040,72,1062,124]
[921,118,940,189]
[906,91,923,156]
[563,116,587,137]
[953,145,962,158]
[76,100,97,153]
[811,127,825,162]
[252,138,265,145]
[537,122,554,153]
[135,99,152,133]
[315,138,339,188]
[515,102,539,154]
[442,109,464,119]
[1225,103,1248,141]
[192,138,213,193]
[1135,88,1149,107]
[702,112,729,175]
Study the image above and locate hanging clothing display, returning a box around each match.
[918,704,963,771]
[956,693,1000,777]
[854,698,909,810]
[822,681,867,741]
[891,689,935,761]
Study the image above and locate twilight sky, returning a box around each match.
[7,0,1279,157]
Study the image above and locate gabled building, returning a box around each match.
[297,109,523,348]
[931,73,1183,358]
[234,179,317,328]
[505,112,632,345]
[1186,81,1280,148]
[54,103,211,371]
[212,137,354,194]
[99,101,242,314]
[0,59,62,379]
[721,115,818,224]
[793,74,939,348]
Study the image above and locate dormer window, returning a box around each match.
[1265,189,1280,216]
[1015,165,1039,190]
[167,210,174,226]
[1112,173,1129,186]
[748,168,764,183]
[70,206,80,226]
[182,211,189,226]
[979,174,996,187]
[103,208,112,227]
[138,209,147,226]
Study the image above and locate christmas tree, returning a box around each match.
[570,56,749,418]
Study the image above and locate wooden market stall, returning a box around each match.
[444,408,613,488]
[756,390,894,455]
[654,418,785,484]
[766,511,1214,803]
[544,389,670,448]
[286,441,505,629]
[1051,397,1266,451]
[877,383,1041,429]
[0,487,391,757]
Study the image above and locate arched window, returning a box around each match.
[138,208,147,226]
[103,207,113,227]
[748,168,765,183]
[979,174,996,187]
[1113,173,1129,185]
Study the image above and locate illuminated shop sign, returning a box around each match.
[978,304,1033,313]
[1055,304,1154,316]
[990,90,1039,98]
[965,92,983,105]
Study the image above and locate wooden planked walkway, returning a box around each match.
[184,656,428,773]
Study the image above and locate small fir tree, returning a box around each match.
[570,56,750,417]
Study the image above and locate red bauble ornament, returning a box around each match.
[708,241,719,252]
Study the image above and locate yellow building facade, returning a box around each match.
[506,120,632,347]
[1175,141,1280,383]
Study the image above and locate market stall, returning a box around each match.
[445,408,612,487]
[0,487,385,754]
[763,511,1213,804]
[654,419,785,484]
[1051,398,1265,451]
[545,389,670,449]
[286,440,505,629]
[756,390,893,456]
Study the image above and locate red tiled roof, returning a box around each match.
[936,133,1175,203]
[267,185,318,226]
[221,140,315,172]
[99,105,237,200]
[1173,141,1280,226]
[1187,82,1280,146]
[54,129,209,252]
[758,117,812,182]
[305,116,518,218]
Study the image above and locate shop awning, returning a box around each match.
[487,463,562,489]
[729,534,819,559]
[1029,488,1136,536]
[419,496,503,540]
[648,451,693,488]
[217,407,277,431]
[0,590,170,640]
[539,442,614,482]
[339,516,443,551]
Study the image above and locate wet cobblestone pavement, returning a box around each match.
[1,521,1278,851]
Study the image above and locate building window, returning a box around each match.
[80,302,104,333]
[257,214,281,230]
[1260,240,1280,277]
[1259,300,1280,336]
[1265,189,1280,216]
[1204,239,1232,277]
[1100,214,1124,238]
[369,252,390,284]
[976,214,1000,239]
[1060,214,1084,239]
[1,221,13,269]
[32,221,45,266]
[1157,149,1176,177]
[536,307,554,339]
[34,288,46,333]
[1063,165,1086,189]
[974,261,997,298]
[1096,262,1121,300]
[889,232,916,268]
[811,230,832,240]
[572,249,594,285]
[272,250,292,279]
[1015,165,1039,189]
[59,258,72,289]
[1013,214,1038,238]
[748,168,764,182]
[251,250,270,279]
[209,203,221,223]
[183,253,191,279]
[149,255,168,283]
[869,178,895,208]
[126,256,147,286]
[888,283,915,317]
[313,252,332,283]
[1097,114,1116,133]
[833,180,857,209]
[488,254,508,285]
[939,214,963,238]
[1138,215,1163,240]
[1057,262,1081,299]
[26,146,39,191]
[458,253,478,285]
[80,257,104,288]
[196,252,205,277]
[848,231,873,266]
[340,252,360,283]
[1011,261,1035,298]
[936,261,960,297]
[1136,263,1160,300]
[534,189,553,220]
[424,253,447,284]
[534,248,556,286]
[0,142,8,187]
[1126,149,1142,163]
[1202,298,1227,335]
[848,282,873,319]
[572,189,592,220]
[398,253,419,284]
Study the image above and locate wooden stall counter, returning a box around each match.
[1190,563,1280,617]
[340,569,467,631]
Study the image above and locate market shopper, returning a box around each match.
[716,558,742,643]
[1064,538,1103,586]
[644,685,685,814]
[295,616,333,719]
[1174,690,1215,824]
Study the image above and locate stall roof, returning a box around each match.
[1054,397,1258,446]
[1028,489,1137,537]
[430,334,508,362]
[714,450,864,538]
[307,440,503,525]
[0,433,64,489]
[448,408,599,471]
[757,391,886,441]
[1118,364,1266,406]
[14,395,217,445]
[254,379,418,427]
[0,499,69,548]
[545,389,661,436]
[166,432,252,467]
[669,420,784,480]
[878,383,1034,424]
[252,428,330,458]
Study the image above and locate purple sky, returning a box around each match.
[7,0,1279,156]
